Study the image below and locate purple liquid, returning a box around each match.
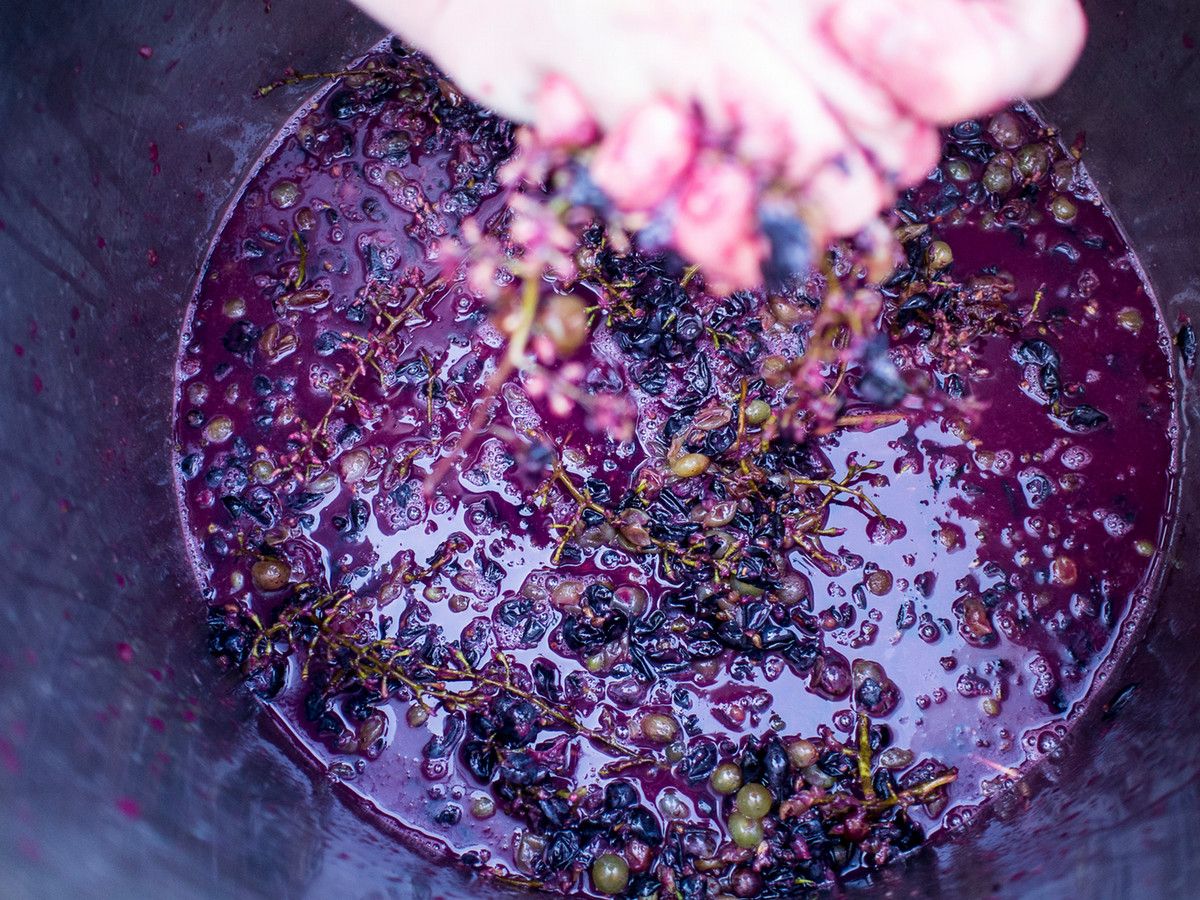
[174,47,1176,894]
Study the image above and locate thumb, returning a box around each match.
[825,0,1087,122]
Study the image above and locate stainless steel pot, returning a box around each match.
[0,1,1196,897]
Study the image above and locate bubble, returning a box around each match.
[1060,445,1092,470]
[943,804,980,832]
[1102,512,1132,538]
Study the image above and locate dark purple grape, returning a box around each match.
[634,361,668,395]
[856,678,884,708]
[476,549,506,584]
[497,753,547,786]
[940,373,968,399]
[686,639,723,660]
[320,716,352,745]
[497,596,533,627]
[1014,339,1060,368]
[1179,321,1197,372]
[248,661,286,699]
[462,740,497,782]
[520,617,547,644]
[583,476,612,505]
[314,331,340,355]
[537,796,572,829]
[562,616,606,652]
[679,740,718,784]
[625,807,663,845]
[817,750,855,778]
[759,625,796,651]
[684,355,712,395]
[1065,405,1109,431]
[491,695,540,747]
[542,829,580,871]
[923,181,963,218]
[1051,242,1081,263]
[856,337,907,406]
[341,690,378,723]
[424,716,466,759]
[179,453,202,480]
[287,491,324,511]
[1039,364,1062,398]
[762,736,790,797]
[881,267,916,298]
[675,316,703,342]
[222,320,261,357]
[604,780,638,810]
[950,119,982,140]
[433,804,462,826]
[557,544,585,566]
[702,424,736,456]
[736,745,765,786]
[582,583,615,613]
[873,768,899,801]
[531,659,562,701]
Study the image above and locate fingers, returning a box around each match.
[730,70,849,190]
[354,0,1086,284]
[704,18,848,187]
[825,0,1087,122]
[785,25,939,187]
[672,158,767,292]
[718,10,938,244]
[589,99,698,211]
[534,74,598,149]
[804,143,890,240]
[898,121,944,186]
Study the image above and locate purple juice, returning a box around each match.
[174,45,1177,897]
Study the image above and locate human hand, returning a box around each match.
[352,0,1086,290]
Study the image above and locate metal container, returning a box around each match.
[0,1,1196,897]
